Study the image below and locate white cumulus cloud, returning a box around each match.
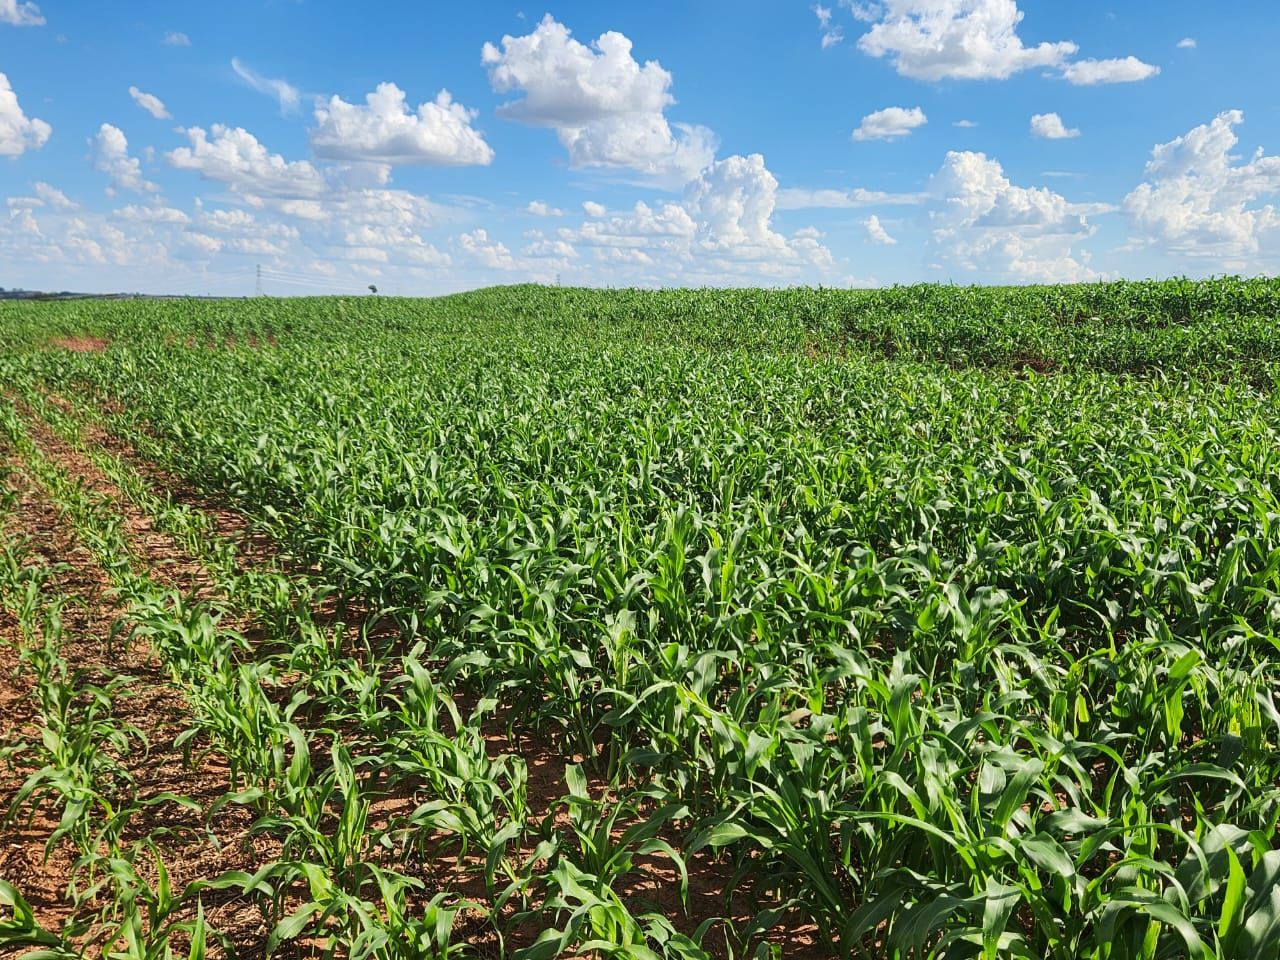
[852,1,1156,90]
[0,0,43,26]
[560,153,834,277]
[458,228,517,270]
[129,86,171,120]
[195,204,300,257]
[0,72,51,157]
[91,123,159,194]
[558,114,716,185]
[856,0,1077,81]
[484,14,672,125]
[565,200,694,250]
[310,83,493,167]
[7,181,75,213]
[522,233,577,259]
[1,166,468,293]
[527,200,563,217]
[1030,112,1079,139]
[179,232,221,257]
[1062,56,1159,86]
[482,15,716,186]
[167,124,328,198]
[1123,110,1280,260]
[1176,37,1196,50]
[927,149,1098,281]
[853,106,927,141]
[685,154,791,257]
[846,2,883,22]
[863,214,897,244]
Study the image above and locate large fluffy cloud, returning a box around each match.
[91,124,159,194]
[927,150,1098,281]
[484,15,672,125]
[0,72,51,157]
[160,81,480,262]
[159,117,468,278]
[557,114,716,184]
[562,200,694,253]
[271,189,453,267]
[167,125,329,198]
[685,154,792,258]
[852,1,1157,87]
[310,83,493,167]
[558,154,833,278]
[482,15,715,186]
[856,0,1077,81]
[1123,110,1280,260]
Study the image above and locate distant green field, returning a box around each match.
[3,279,1280,958]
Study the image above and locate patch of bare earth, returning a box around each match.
[46,336,110,354]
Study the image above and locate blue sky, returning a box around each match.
[1,0,1278,295]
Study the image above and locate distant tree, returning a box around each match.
[368,284,378,295]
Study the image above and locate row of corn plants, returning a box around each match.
[0,445,215,959]
[3,278,1280,956]
[2,397,730,957]
[4,279,1280,379]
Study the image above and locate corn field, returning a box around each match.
[2,278,1280,958]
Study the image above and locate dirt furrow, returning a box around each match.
[0,455,274,950]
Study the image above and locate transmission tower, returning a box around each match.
[255,264,264,297]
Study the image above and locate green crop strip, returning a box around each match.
[2,279,1280,957]
[0,402,714,956]
[0,449,213,959]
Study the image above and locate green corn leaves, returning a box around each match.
[4,279,1280,957]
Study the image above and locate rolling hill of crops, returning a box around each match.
[2,278,1280,959]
